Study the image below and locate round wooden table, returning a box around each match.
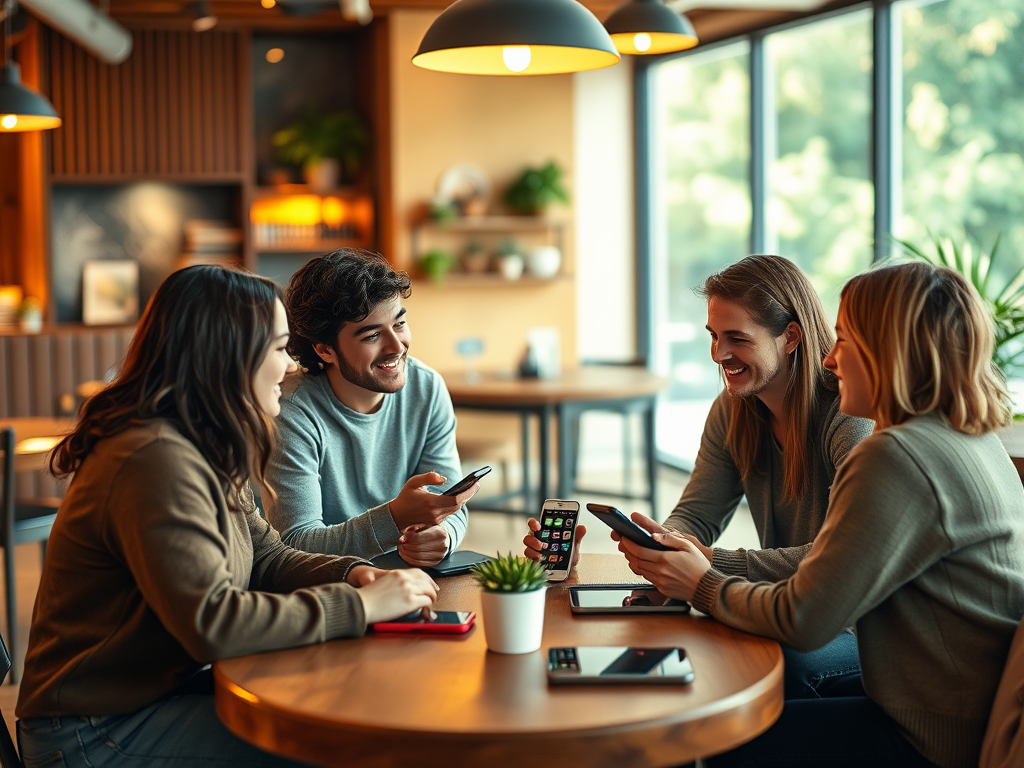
[215,556,783,768]
[443,366,669,515]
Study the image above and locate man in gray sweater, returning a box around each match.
[263,250,474,565]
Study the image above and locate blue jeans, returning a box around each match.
[18,694,311,768]
[783,629,864,699]
[705,696,936,767]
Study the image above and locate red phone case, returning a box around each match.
[372,611,477,634]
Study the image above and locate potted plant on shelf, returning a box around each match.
[896,232,1024,442]
[419,249,456,284]
[502,161,569,216]
[273,104,368,193]
[473,552,548,654]
[495,239,524,280]
[461,240,489,274]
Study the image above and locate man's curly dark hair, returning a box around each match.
[286,249,412,375]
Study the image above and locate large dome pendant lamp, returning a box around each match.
[603,0,698,55]
[0,0,60,132]
[412,0,621,76]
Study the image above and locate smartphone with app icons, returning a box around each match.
[536,499,581,582]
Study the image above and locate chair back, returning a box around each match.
[0,632,24,768]
[981,616,1024,768]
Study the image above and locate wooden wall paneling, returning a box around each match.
[201,33,216,174]
[49,34,64,175]
[132,36,145,174]
[0,340,9,419]
[74,45,88,175]
[167,33,181,174]
[178,33,192,175]
[371,17,394,264]
[156,33,169,175]
[222,33,236,174]
[95,332,121,378]
[238,31,254,270]
[8,338,31,417]
[190,33,204,174]
[85,54,99,175]
[73,334,98,386]
[53,335,75,416]
[29,336,55,417]
[109,55,123,176]
[144,32,158,174]
[97,57,111,174]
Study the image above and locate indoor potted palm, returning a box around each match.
[273,104,368,192]
[472,552,548,654]
[502,161,569,216]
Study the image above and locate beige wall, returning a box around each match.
[389,10,579,374]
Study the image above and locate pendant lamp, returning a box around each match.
[0,2,60,132]
[412,0,620,76]
[603,0,698,55]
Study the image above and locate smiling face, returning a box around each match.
[315,295,411,412]
[823,305,874,420]
[706,296,795,404]
[253,300,297,417]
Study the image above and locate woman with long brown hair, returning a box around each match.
[16,265,437,768]
[621,261,1024,767]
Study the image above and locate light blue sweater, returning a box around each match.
[263,358,467,558]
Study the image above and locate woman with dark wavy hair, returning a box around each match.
[16,265,437,768]
[621,261,1024,767]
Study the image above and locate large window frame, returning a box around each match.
[637,0,907,469]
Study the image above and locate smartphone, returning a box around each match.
[536,499,581,582]
[585,503,671,551]
[547,647,694,685]
[441,466,491,496]
[371,610,476,634]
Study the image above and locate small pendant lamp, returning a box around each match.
[603,0,698,56]
[0,1,60,133]
[412,0,621,76]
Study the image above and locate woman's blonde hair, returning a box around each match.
[840,261,1010,434]
[700,255,837,501]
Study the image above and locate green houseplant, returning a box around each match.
[272,105,368,191]
[502,161,569,216]
[896,233,1024,383]
[472,552,548,653]
[418,249,456,283]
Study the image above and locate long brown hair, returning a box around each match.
[699,255,837,501]
[841,261,1009,434]
[50,266,284,504]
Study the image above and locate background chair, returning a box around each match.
[0,422,66,685]
[0,631,23,768]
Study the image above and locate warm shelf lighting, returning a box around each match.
[412,0,620,76]
[603,0,698,56]
[266,47,284,63]
[261,0,276,7]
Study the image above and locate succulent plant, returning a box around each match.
[472,552,548,593]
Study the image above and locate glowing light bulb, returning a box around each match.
[261,0,275,7]
[502,46,531,73]
[633,33,652,52]
[0,115,17,130]
[266,48,285,63]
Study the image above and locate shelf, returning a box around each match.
[414,215,563,234]
[416,274,573,287]
[252,184,372,199]
[255,239,371,254]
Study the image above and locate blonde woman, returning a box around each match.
[620,261,1024,767]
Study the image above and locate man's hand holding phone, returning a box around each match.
[616,512,712,603]
[389,471,478,532]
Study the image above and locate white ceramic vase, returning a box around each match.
[480,587,546,654]
[497,254,524,280]
[526,246,561,279]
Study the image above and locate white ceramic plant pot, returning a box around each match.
[480,587,546,654]
[497,254,524,280]
[526,246,561,279]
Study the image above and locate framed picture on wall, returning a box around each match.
[82,260,140,326]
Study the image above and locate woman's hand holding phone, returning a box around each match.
[523,517,587,571]
[356,568,439,627]
[397,523,450,566]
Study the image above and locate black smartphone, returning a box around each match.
[547,647,694,685]
[585,503,671,551]
[441,466,491,496]
[568,585,691,614]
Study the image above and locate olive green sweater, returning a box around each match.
[692,413,1024,768]
[18,421,370,718]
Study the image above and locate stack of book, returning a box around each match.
[179,220,243,268]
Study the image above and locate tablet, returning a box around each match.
[569,585,691,614]
[370,549,492,577]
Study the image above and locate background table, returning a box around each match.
[443,366,669,515]
[215,555,783,768]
